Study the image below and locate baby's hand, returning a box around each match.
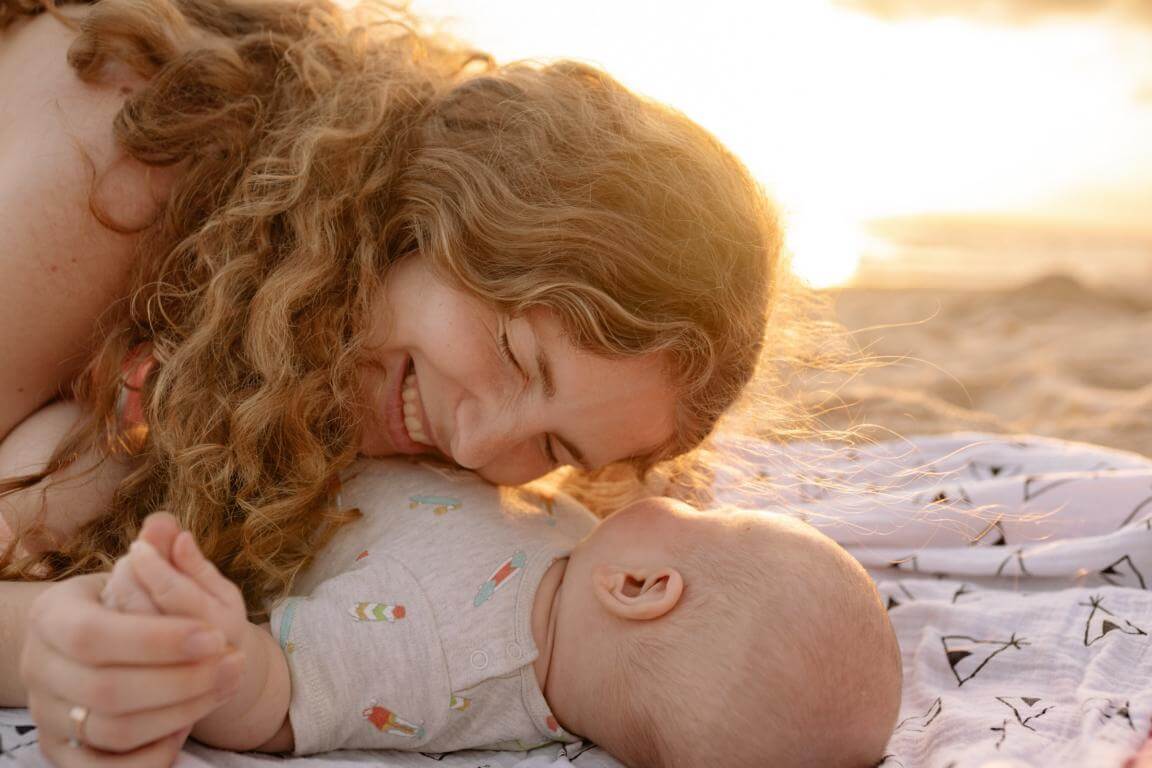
[100,512,181,614]
[102,545,162,614]
[127,529,251,650]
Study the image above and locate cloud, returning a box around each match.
[835,0,1152,26]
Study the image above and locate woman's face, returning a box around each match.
[356,256,678,485]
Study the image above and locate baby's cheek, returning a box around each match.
[101,555,160,615]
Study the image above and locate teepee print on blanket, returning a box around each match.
[703,433,1152,767]
[893,697,942,734]
[989,696,1055,750]
[1081,595,1148,646]
[941,634,1029,686]
[1099,555,1147,589]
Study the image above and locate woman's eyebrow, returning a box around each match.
[535,345,557,398]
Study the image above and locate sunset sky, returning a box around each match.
[409,0,1152,288]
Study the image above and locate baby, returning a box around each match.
[102,458,903,767]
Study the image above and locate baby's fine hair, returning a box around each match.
[597,512,902,768]
[0,0,785,611]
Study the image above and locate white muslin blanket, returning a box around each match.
[2,432,1149,768]
[714,431,1152,768]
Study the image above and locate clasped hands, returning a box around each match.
[20,513,251,767]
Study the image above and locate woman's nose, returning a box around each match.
[450,415,540,484]
[450,410,517,469]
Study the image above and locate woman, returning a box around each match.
[0,0,794,762]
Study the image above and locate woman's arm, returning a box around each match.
[0,580,53,706]
[0,9,181,443]
[0,400,130,553]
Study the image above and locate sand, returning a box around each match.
[807,273,1152,458]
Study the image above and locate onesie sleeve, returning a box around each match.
[268,553,452,754]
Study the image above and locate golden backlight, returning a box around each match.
[402,0,1152,288]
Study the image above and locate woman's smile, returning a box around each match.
[384,356,439,455]
[358,256,678,485]
[401,365,436,447]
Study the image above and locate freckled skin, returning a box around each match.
[0,9,182,442]
[357,256,678,486]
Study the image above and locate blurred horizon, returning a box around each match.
[407,0,1152,290]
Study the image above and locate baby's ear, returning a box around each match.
[592,564,684,621]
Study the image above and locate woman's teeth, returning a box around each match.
[401,373,430,445]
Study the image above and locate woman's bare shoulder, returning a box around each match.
[0,9,181,442]
[0,8,178,225]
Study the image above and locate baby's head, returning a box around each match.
[547,497,902,768]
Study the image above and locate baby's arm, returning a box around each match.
[125,532,295,752]
[0,400,130,552]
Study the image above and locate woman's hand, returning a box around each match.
[113,514,291,753]
[1128,732,1152,768]
[19,517,243,766]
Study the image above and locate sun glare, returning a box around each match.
[783,211,865,289]
[399,1,1152,287]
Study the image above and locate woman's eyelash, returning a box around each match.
[498,330,515,365]
[501,327,555,467]
[499,330,525,375]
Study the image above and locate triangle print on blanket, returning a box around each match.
[1119,491,1152,528]
[1081,595,1148,646]
[1099,555,1147,590]
[894,697,943,733]
[941,634,1029,686]
[995,696,1054,728]
[968,461,1024,480]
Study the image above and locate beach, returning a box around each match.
[813,273,1152,457]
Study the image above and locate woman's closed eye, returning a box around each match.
[499,329,528,384]
[499,326,562,469]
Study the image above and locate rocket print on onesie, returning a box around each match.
[474,551,527,607]
[362,704,425,739]
[268,459,599,755]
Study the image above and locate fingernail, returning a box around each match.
[183,629,225,658]
[178,531,201,559]
[186,533,205,561]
